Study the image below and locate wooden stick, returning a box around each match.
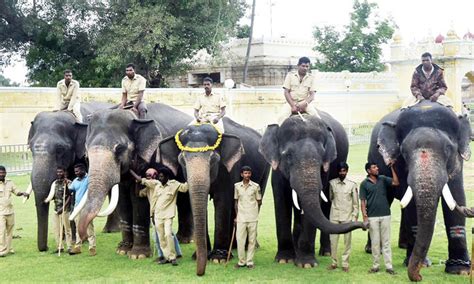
[225,223,236,267]
[471,227,473,284]
[58,180,67,256]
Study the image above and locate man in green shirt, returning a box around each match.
[360,162,399,275]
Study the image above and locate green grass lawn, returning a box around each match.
[1,144,473,283]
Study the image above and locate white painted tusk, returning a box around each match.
[23,183,33,204]
[320,190,328,203]
[400,186,413,208]
[97,184,119,217]
[442,184,457,211]
[292,189,301,210]
[44,182,56,203]
[69,189,88,221]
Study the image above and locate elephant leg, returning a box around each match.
[398,209,409,249]
[402,201,417,267]
[116,183,133,255]
[273,171,295,263]
[318,175,331,256]
[128,182,151,259]
[209,179,234,263]
[294,212,317,268]
[443,176,470,275]
[176,191,193,244]
[103,208,121,233]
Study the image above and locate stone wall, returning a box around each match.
[0,71,402,145]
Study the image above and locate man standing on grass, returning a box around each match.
[234,166,262,269]
[0,165,29,257]
[360,162,399,275]
[327,162,358,272]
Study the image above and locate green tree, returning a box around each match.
[312,0,396,72]
[236,24,251,39]
[0,0,246,87]
[0,74,19,86]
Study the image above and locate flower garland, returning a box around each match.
[175,123,223,152]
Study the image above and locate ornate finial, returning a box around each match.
[392,32,403,44]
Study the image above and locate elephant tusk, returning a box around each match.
[44,182,56,203]
[442,184,457,211]
[69,190,88,221]
[320,191,328,203]
[22,183,33,204]
[400,186,413,208]
[97,184,119,217]
[292,189,301,210]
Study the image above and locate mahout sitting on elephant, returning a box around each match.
[259,113,366,268]
[371,100,472,281]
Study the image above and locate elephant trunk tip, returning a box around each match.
[78,212,96,241]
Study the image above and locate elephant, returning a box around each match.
[158,118,270,276]
[76,103,194,259]
[259,113,366,268]
[371,100,472,281]
[27,102,120,252]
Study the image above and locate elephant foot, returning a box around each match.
[295,254,318,268]
[445,259,471,275]
[116,241,132,255]
[209,249,230,263]
[275,250,296,264]
[176,233,193,244]
[365,243,372,254]
[127,245,151,260]
[318,247,331,257]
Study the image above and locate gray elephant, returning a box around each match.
[27,103,120,251]
[374,100,472,281]
[76,104,193,259]
[158,118,270,276]
[259,114,366,268]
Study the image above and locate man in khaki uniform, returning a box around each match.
[154,167,188,266]
[44,166,73,253]
[56,69,82,122]
[120,63,147,119]
[234,166,262,269]
[0,165,29,257]
[193,77,227,132]
[280,56,320,124]
[327,162,358,272]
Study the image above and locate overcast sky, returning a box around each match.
[3,0,474,85]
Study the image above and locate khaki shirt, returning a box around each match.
[0,179,19,216]
[121,74,147,101]
[154,180,188,219]
[283,71,317,102]
[234,181,262,223]
[56,79,80,111]
[194,92,227,119]
[139,178,160,217]
[329,178,359,222]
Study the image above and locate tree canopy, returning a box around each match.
[0,0,246,87]
[312,0,396,72]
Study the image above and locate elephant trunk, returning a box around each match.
[291,163,365,234]
[186,156,211,276]
[78,148,120,240]
[407,153,446,281]
[31,156,57,251]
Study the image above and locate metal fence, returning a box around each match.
[0,144,32,174]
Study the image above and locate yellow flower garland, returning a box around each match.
[175,123,223,152]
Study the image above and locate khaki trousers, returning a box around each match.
[155,217,176,260]
[52,211,72,249]
[190,117,225,133]
[74,216,96,249]
[236,221,258,266]
[277,102,321,125]
[368,216,392,270]
[330,220,352,268]
[402,95,453,108]
[0,214,14,256]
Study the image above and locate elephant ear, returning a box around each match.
[74,122,88,159]
[131,119,162,164]
[322,127,337,172]
[27,121,35,146]
[158,136,181,176]
[377,121,400,165]
[220,134,244,173]
[259,124,280,170]
[458,114,472,161]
